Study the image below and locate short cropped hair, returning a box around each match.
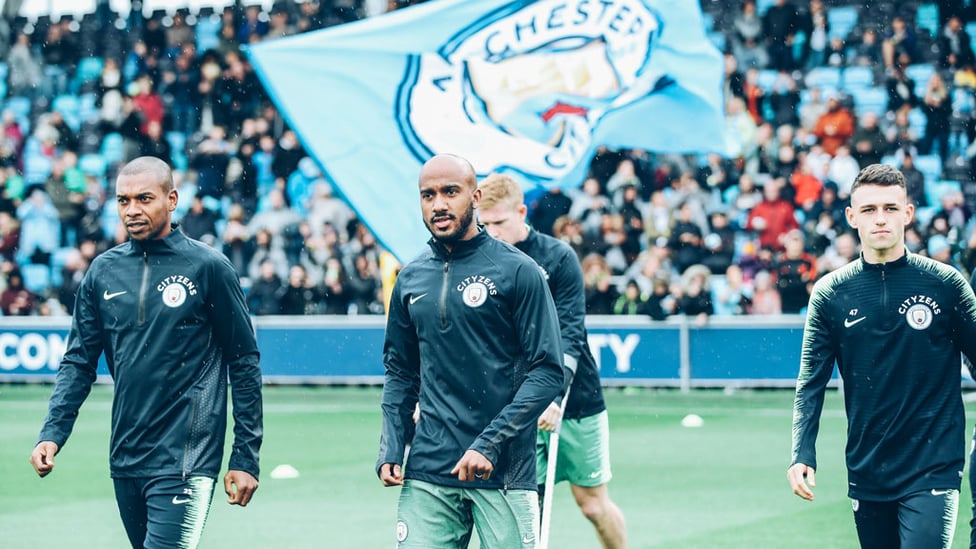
[118,156,174,193]
[850,163,906,195]
[478,173,524,211]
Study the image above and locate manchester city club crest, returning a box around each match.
[398,0,672,180]
[462,282,489,308]
[904,303,933,330]
[161,283,188,308]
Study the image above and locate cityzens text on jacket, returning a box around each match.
[897,294,941,316]
[456,275,498,296]
[156,275,198,295]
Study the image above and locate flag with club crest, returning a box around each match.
[247,0,725,262]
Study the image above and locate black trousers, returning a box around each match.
[113,476,215,548]
[852,488,957,549]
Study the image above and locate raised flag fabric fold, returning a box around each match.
[247,0,725,262]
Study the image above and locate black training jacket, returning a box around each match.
[378,229,564,491]
[792,252,976,500]
[39,226,263,480]
[515,226,605,419]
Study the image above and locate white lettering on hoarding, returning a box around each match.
[587,333,640,373]
[0,332,67,371]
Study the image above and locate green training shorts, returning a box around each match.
[536,409,613,487]
[394,478,539,548]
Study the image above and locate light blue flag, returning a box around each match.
[247,0,725,262]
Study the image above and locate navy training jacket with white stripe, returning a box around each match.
[378,229,565,491]
[38,226,263,480]
[791,252,976,500]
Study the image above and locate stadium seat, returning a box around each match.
[20,264,51,294]
[71,56,103,94]
[23,152,52,185]
[914,153,943,183]
[915,205,936,228]
[799,86,839,113]
[52,94,79,115]
[100,201,121,239]
[756,0,775,15]
[967,21,976,44]
[22,135,41,156]
[827,6,859,41]
[905,64,936,92]
[757,69,779,92]
[916,3,939,37]
[849,86,887,117]
[100,132,124,166]
[925,179,962,207]
[78,92,98,123]
[52,94,81,131]
[166,131,188,171]
[792,30,807,61]
[79,153,107,182]
[805,67,841,89]
[50,246,76,288]
[952,87,974,114]
[907,108,927,137]
[195,14,221,53]
[4,95,31,120]
[842,66,874,90]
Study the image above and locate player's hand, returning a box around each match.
[379,463,403,487]
[29,441,59,477]
[224,470,258,507]
[787,463,816,501]
[538,402,563,432]
[451,450,493,482]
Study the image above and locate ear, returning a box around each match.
[169,189,179,212]
[518,203,527,221]
[845,205,856,229]
[903,202,914,226]
[471,187,482,209]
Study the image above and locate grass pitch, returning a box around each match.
[1,384,972,548]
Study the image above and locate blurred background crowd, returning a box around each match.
[0,0,975,321]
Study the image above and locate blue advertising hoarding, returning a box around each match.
[0,316,810,386]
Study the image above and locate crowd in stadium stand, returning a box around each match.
[2,0,976,320]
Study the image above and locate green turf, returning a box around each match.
[1,384,973,548]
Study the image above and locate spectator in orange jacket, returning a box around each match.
[812,92,855,156]
[790,155,824,213]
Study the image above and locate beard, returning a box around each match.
[425,201,476,246]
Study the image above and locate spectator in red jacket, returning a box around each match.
[130,74,165,137]
[746,179,799,251]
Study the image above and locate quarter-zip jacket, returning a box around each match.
[515,226,605,419]
[792,252,976,500]
[378,229,565,490]
[39,226,262,480]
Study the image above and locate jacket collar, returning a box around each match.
[859,250,909,270]
[428,225,489,259]
[514,224,536,254]
[130,224,187,253]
